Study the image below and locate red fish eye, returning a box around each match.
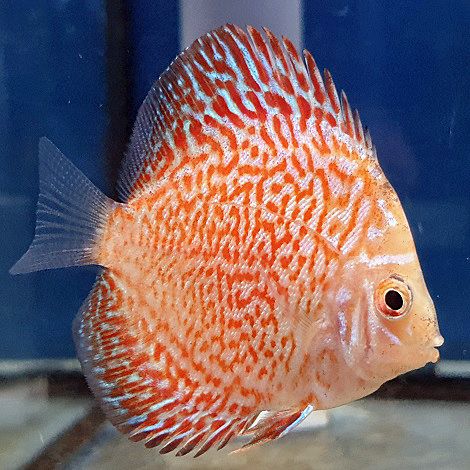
[375,277,412,320]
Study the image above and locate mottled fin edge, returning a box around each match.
[10,138,117,274]
[73,274,310,458]
[72,271,262,457]
[116,24,376,201]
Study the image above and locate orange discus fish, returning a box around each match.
[11,24,443,456]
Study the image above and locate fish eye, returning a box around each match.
[374,276,412,320]
[385,289,403,311]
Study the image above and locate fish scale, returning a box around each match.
[11,24,443,457]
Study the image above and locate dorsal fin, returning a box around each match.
[117,24,376,201]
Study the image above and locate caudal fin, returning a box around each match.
[10,138,116,274]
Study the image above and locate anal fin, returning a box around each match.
[73,270,262,457]
[235,405,314,452]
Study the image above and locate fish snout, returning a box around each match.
[426,333,444,363]
[431,334,444,348]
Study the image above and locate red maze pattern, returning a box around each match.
[80,25,394,454]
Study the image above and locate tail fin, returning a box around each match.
[10,138,116,274]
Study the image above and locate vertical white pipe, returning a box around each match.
[180,0,302,50]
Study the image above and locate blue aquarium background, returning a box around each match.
[0,0,468,360]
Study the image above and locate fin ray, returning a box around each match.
[236,405,314,452]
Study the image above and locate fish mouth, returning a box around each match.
[428,347,440,364]
[426,334,444,364]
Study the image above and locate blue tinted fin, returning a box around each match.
[10,138,117,274]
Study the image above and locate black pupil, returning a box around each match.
[385,290,404,311]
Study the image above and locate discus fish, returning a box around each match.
[11,24,443,456]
